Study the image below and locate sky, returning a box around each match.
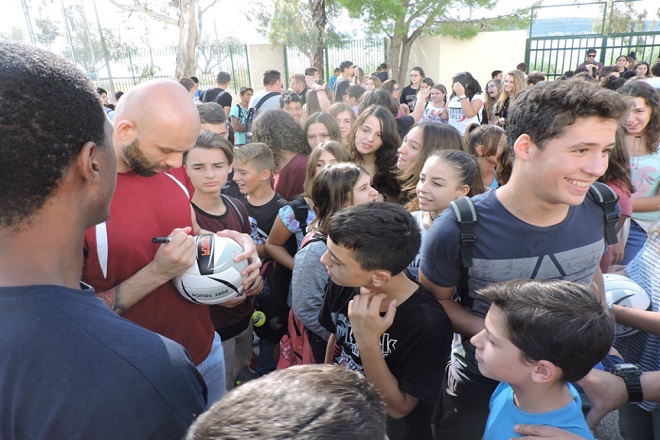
[3,0,656,54]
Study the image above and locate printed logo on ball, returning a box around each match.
[197,234,215,275]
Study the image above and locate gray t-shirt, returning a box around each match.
[249,89,281,118]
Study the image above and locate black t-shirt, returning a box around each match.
[334,77,350,102]
[245,193,287,244]
[396,115,415,139]
[400,85,418,112]
[375,71,388,82]
[201,87,232,109]
[319,282,453,440]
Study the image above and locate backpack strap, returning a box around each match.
[288,196,311,236]
[448,197,477,268]
[254,92,280,111]
[300,230,326,249]
[589,182,619,245]
[221,194,244,227]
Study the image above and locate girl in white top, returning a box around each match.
[442,71,484,135]
[421,83,448,124]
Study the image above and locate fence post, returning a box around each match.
[245,44,252,88]
[283,47,289,84]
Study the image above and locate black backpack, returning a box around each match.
[245,92,280,144]
[448,181,620,269]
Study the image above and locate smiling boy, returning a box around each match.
[319,203,452,440]
[420,79,628,439]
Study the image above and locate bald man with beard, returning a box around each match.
[82,79,262,406]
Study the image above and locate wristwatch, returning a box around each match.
[458,95,467,101]
[610,363,643,403]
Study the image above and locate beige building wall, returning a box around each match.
[407,30,528,90]
[247,44,286,90]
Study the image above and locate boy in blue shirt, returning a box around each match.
[470,279,614,440]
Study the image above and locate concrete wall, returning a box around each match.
[407,30,528,90]
[247,44,286,90]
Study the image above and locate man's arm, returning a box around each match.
[95,227,197,314]
[348,293,419,419]
[419,271,484,337]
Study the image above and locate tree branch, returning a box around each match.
[108,0,178,27]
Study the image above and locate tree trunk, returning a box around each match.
[388,35,403,84]
[399,32,420,87]
[310,0,327,78]
[175,0,198,79]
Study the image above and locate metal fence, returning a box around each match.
[96,43,251,96]
[526,1,660,79]
[284,39,388,82]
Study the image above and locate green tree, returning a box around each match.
[337,0,534,83]
[34,17,60,49]
[249,0,348,77]
[0,27,26,43]
[109,0,218,79]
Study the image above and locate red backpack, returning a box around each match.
[276,231,327,369]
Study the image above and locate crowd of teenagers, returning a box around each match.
[2,40,660,440]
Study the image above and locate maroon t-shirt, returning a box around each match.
[83,172,214,365]
[274,154,308,201]
[193,196,254,340]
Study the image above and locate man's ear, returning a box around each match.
[260,168,272,181]
[113,119,137,143]
[512,134,536,161]
[370,270,392,288]
[530,359,561,384]
[78,142,102,182]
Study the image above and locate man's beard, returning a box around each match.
[123,139,162,177]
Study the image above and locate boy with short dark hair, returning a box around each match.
[280,91,304,124]
[319,202,453,440]
[184,131,261,391]
[233,142,288,376]
[471,279,614,439]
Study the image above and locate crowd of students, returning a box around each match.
[2,40,660,440]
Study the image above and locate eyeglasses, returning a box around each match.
[410,73,421,77]
[393,87,400,91]
[587,54,596,58]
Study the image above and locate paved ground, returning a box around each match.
[595,411,622,440]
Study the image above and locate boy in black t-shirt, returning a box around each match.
[233,143,288,375]
[318,203,453,440]
[184,131,262,391]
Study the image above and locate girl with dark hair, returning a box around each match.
[349,105,402,201]
[464,123,506,189]
[252,109,311,201]
[598,129,634,271]
[382,79,408,116]
[291,163,378,362]
[442,71,484,135]
[304,112,342,149]
[617,81,660,264]
[495,70,526,129]
[484,79,502,125]
[407,149,484,279]
[401,66,426,113]
[615,55,629,74]
[420,83,448,124]
[634,61,652,78]
[397,123,465,209]
[265,141,351,272]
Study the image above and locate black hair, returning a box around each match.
[450,72,482,101]
[252,109,311,168]
[346,85,366,101]
[197,102,227,124]
[304,67,318,76]
[480,279,614,383]
[327,202,421,275]
[505,79,627,153]
[491,70,503,79]
[263,70,281,86]
[339,61,354,73]
[216,71,231,85]
[357,89,398,116]
[190,76,199,84]
[618,80,660,154]
[280,91,303,109]
[0,42,107,229]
